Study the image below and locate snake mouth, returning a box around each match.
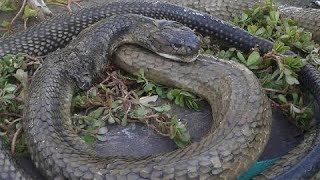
[156,50,200,63]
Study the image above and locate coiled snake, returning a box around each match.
[0,0,320,179]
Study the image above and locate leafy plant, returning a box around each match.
[208,0,320,129]
[133,69,200,110]
[71,68,198,148]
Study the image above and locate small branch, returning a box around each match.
[148,124,170,137]
[263,88,288,94]
[10,0,27,27]
[7,118,22,129]
[11,127,23,154]
[0,112,22,118]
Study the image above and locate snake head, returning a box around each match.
[136,19,201,62]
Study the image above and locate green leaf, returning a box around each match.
[88,107,105,119]
[143,82,154,92]
[285,75,299,85]
[0,0,16,11]
[240,13,249,22]
[236,51,247,64]
[108,115,116,124]
[97,127,108,135]
[166,91,174,100]
[1,20,9,28]
[2,94,15,100]
[269,11,279,22]
[279,34,290,41]
[155,86,164,96]
[246,51,261,68]
[14,69,28,88]
[248,25,258,34]
[23,5,38,19]
[255,27,266,35]
[81,134,95,145]
[277,94,288,104]
[135,106,149,117]
[96,135,108,141]
[4,84,16,93]
[139,95,158,106]
[153,104,171,113]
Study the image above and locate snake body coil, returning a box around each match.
[22,14,271,178]
[0,0,320,179]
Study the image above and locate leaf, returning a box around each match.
[246,51,261,67]
[97,127,108,135]
[108,115,116,124]
[174,95,181,106]
[139,95,158,106]
[292,93,299,104]
[135,106,148,117]
[14,69,28,88]
[285,75,299,85]
[155,86,164,96]
[255,27,266,35]
[236,51,247,64]
[143,82,154,92]
[279,34,290,41]
[81,134,95,145]
[96,135,108,142]
[290,104,301,114]
[0,0,16,11]
[167,90,174,100]
[15,122,22,129]
[1,20,9,28]
[2,94,15,100]
[138,68,145,77]
[180,91,196,98]
[3,84,16,93]
[121,115,128,126]
[23,5,38,19]
[248,25,258,34]
[240,13,249,22]
[269,11,279,22]
[88,107,105,119]
[277,94,287,104]
[153,104,171,112]
[179,95,185,107]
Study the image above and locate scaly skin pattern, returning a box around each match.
[0,142,30,180]
[0,0,276,58]
[24,28,271,180]
[152,0,320,43]
[255,128,320,179]
[0,0,319,179]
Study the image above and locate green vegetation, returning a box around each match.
[0,0,319,156]
[0,54,40,156]
[202,0,319,129]
[71,67,197,147]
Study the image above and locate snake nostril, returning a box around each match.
[187,43,200,52]
[173,43,183,49]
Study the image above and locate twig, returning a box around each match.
[10,0,27,27]
[11,127,23,154]
[7,118,22,129]
[23,54,42,63]
[148,124,170,137]
[0,112,22,118]
[263,88,288,94]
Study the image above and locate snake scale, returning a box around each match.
[0,0,320,179]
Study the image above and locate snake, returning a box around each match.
[0,0,319,179]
